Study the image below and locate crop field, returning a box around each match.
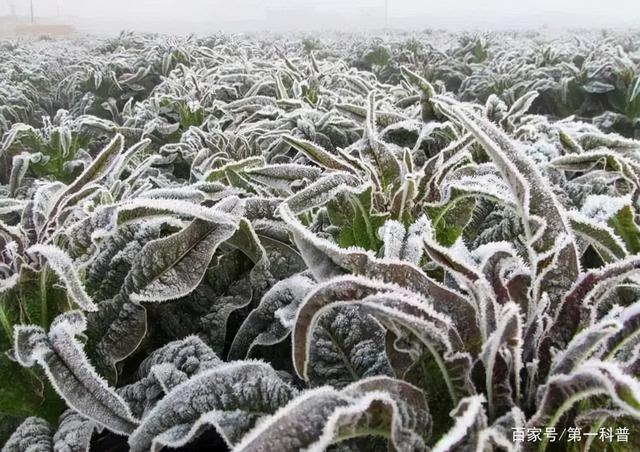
[1,30,640,451]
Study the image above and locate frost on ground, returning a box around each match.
[1,30,640,451]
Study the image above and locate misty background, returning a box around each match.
[1,0,639,34]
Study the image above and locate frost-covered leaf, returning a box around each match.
[358,92,402,187]
[128,218,238,302]
[305,304,392,388]
[48,134,124,217]
[544,256,640,369]
[246,163,322,193]
[282,135,356,173]
[432,395,487,452]
[602,302,640,360]
[26,245,97,312]
[475,303,522,420]
[13,311,138,435]
[608,204,640,255]
[234,376,430,452]
[128,361,297,451]
[433,96,578,269]
[549,319,619,378]
[568,210,628,262]
[400,66,437,121]
[2,417,52,452]
[8,153,30,197]
[204,156,262,179]
[228,273,316,360]
[145,248,258,356]
[52,410,95,452]
[281,203,481,348]
[293,276,474,403]
[379,220,406,260]
[529,361,640,449]
[285,172,362,214]
[504,91,538,123]
[326,185,387,251]
[87,300,145,380]
[118,336,222,418]
[84,221,165,299]
[116,198,239,226]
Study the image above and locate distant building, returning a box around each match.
[0,15,75,38]
[15,22,75,37]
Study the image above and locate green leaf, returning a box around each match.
[326,185,387,251]
[425,192,476,247]
[400,66,437,121]
[13,265,72,331]
[608,205,640,254]
[569,211,628,262]
[0,354,50,419]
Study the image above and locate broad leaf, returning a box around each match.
[128,361,298,451]
[13,311,139,435]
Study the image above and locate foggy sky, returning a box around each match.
[1,0,639,33]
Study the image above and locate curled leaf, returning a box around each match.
[26,245,97,312]
[13,311,139,435]
[128,361,297,451]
